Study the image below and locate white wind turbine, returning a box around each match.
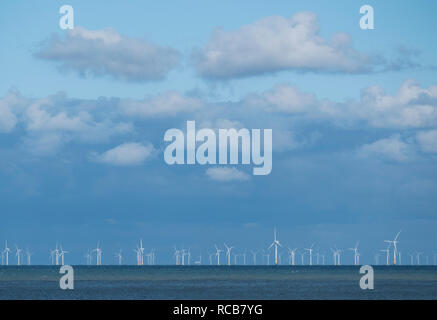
[224,243,234,266]
[251,251,258,265]
[288,248,297,266]
[181,249,186,266]
[60,245,68,265]
[374,253,380,265]
[331,248,337,265]
[416,252,423,265]
[137,239,145,266]
[85,249,92,265]
[15,246,22,266]
[408,253,414,265]
[385,230,401,265]
[304,244,315,266]
[268,228,282,265]
[381,248,390,265]
[215,245,222,266]
[115,250,122,265]
[349,242,359,265]
[93,242,102,266]
[3,241,10,266]
[208,252,214,265]
[26,249,33,266]
[51,243,60,266]
[174,247,180,265]
[336,249,342,265]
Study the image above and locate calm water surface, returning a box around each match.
[0,266,436,299]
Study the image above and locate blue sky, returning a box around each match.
[1,0,437,265]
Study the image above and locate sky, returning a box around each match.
[0,0,437,265]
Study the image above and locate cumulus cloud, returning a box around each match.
[206,167,250,182]
[357,134,415,162]
[120,91,203,117]
[193,12,377,79]
[0,91,20,132]
[416,130,437,153]
[245,80,437,129]
[245,84,317,113]
[35,26,180,82]
[92,142,155,166]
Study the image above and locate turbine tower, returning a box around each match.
[59,245,68,266]
[268,228,282,265]
[385,230,401,265]
[3,241,10,266]
[304,244,315,266]
[251,251,258,265]
[381,248,390,265]
[115,250,122,265]
[25,249,32,266]
[349,242,359,265]
[288,248,297,266]
[15,246,22,266]
[416,252,423,265]
[214,245,222,266]
[93,242,102,266]
[224,243,234,266]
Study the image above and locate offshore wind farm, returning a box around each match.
[1,229,437,299]
[1,229,436,267]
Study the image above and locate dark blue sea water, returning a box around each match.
[0,266,436,299]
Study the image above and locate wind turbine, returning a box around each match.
[331,248,337,266]
[3,241,10,266]
[374,253,380,265]
[215,245,222,266]
[93,242,102,266]
[251,251,258,265]
[416,252,423,265]
[59,245,68,265]
[181,249,186,266]
[349,242,359,265]
[224,243,234,266]
[84,250,92,265]
[304,244,315,266]
[385,231,401,265]
[268,228,282,265]
[174,247,180,265]
[381,248,390,266]
[25,249,33,266]
[15,246,22,266]
[336,249,342,265]
[115,250,122,265]
[288,248,297,266]
[137,239,145,266]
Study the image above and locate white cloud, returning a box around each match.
[244,80,437,129]
[416,130,437,153]
[93,142,155,166]
[0,92,20,132]
[206,167,250,182]
[120,91,203,117]
[357,134,414,162]
[193,12,376,79]
[245,84,317,113]
[35,26,180,82]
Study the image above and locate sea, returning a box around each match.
[0,266,436,300]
